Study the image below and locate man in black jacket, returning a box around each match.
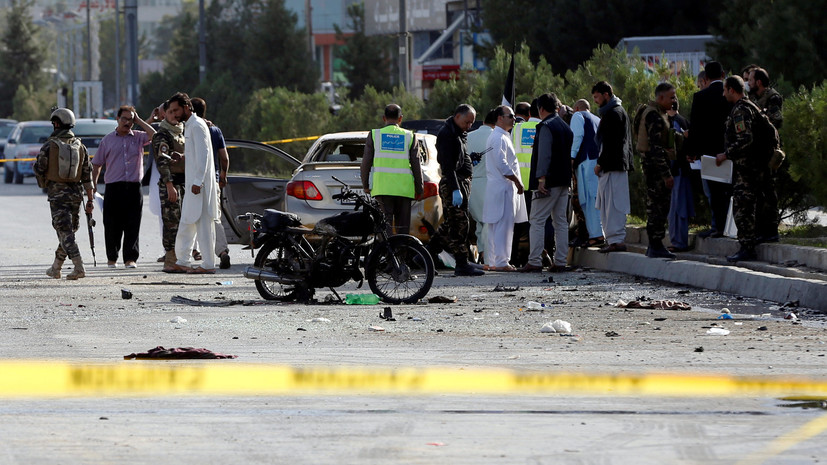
[688,61,733,238]
[592,81,633,253]
[520,93,573,272]
[431,103,482,276]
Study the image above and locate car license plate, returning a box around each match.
[339,187,364,204]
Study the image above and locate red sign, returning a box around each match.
[422,65,461,81]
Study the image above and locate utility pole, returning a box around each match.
[86,0,91,81]
[115,0,121,105]
[124,0,139,105]
[305,0,314,58]
[199,0,206,84]
[398,0,407,89]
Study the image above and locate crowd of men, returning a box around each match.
[38,60,783,281]
[362,60,783,276]
[35,92,231,279]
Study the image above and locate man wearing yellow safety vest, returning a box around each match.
[511,102,536,192]
[360,104,424,235]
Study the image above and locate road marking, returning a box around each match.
[3,362,827,398]
[734,412,827,465]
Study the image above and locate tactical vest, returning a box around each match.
[154,128,186,174]
[45,137,85,183]
[635,103,671,154]
[511,121,537,187]
[370,125,415,198]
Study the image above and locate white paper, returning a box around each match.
[700,155,733,184]
[689,160,702,170]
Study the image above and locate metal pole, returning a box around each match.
[124,0,138,105]
[86,0,91,81]
[199,0,206,84]
[306,0,313,56]
[115,0,121,105]
[398,0,406,89]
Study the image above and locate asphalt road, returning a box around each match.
[1,179,826,465]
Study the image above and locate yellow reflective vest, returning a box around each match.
[371,125,415,198]
[512,121,537,187]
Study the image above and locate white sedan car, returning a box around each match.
[285,131,443,243]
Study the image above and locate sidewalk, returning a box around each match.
[572,226,827,311]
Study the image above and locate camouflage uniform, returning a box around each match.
[437,177,472,257]
[152,121,186,254]
[752,87,783,129]
[725,97,766,249]
[639,102,674,243]
[34,128,93,276]
[751,87,783,238]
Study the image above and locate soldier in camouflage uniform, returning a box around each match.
[34,108,95,280]
[720,76,765,262]
[152,101,187,272]
[637,83,678,259]
[430,104,483,276]
[748,67,782,242]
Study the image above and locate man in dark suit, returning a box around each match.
[687,61,733,237]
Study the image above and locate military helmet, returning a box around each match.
[50,108,76,128]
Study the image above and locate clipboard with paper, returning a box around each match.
[700,155,733,184]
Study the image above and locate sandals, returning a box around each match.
[186,266,216,274]
[483,264,517,272]
[586,237,605,248]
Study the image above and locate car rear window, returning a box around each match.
[0,126,14,138]
[20,126,52,144]
[312,140,365,163]
[73,120,117,137]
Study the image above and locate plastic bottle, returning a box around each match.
[345,293,381,305]
[526,301,545,310]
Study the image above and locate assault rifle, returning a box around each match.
[86,211,96,267]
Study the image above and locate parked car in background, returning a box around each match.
[284,131,443,244]
[4,121,52,184]
[73,118,118,158]
[1,118,19,184]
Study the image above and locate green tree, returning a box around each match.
[0,0,47,118]
[480,0,720,73]
[332,85,424,132]
[334,1,395,99]
[11,84,53,121]
[710,0,827,91]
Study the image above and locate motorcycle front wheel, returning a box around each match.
[253,239,301,301]
[365,240,434,304]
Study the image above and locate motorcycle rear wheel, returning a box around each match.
[365,240,434,304]
[253,239,302,301]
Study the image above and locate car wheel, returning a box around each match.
[3,163,13,184]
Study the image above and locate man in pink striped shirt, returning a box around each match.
[92,105,155,268]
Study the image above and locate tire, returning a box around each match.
[253,239,302,301]
[3,163,13,184]
[365,239,434,304]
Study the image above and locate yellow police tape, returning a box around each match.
[2,361,827,398]
[0,135,321,164]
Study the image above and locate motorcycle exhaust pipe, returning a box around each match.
[243,266,303,284]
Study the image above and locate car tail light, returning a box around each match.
[287,180,323,200]
[416,181,439,200]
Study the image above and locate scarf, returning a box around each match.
[598,96,623,117]
[160,119,183,136]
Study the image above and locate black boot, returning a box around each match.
[646,239,676,259]
[454,255,484,276]
[727,246,757,262]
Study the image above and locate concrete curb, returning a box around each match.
[572,247,827,311]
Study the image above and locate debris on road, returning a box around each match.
[492,284,520,292]
[169,316,187,324]
[121,289,133,300]
[614,299,691,310]
[308,317,331,322]
[605,331,620,337]
[706,328,730,336]
[379,307,395,321]
[428,295,458,303]
[171,295,267,307]
[369,326,385,332]
[785,312,799,321]
[124,346,237,360]
[695,346,704,352]
[344,294,380,305]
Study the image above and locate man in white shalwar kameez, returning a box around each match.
[482,105,527,270]
[166,92,219,273]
